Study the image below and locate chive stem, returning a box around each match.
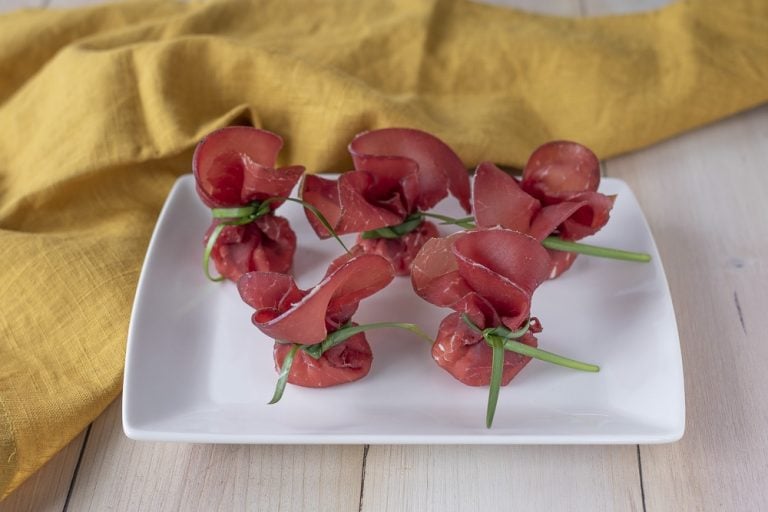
[465,315,600,427]
[460,314,483,333]
[203,223,227,282]
[202,215,259,281]
[269,343,300,404]
[204,196,350,282]
[343,321,433,343]
[361,214,424,240]
[305,321,433,359]
[414,213,652,263]
[421,212,476,229]
[272,197,350,253]
[542,236,650,262]
[487,334,600,372]
[211,205,258,219]
[486,337,505,428]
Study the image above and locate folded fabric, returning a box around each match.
[1,0,766,499]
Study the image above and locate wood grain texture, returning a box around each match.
[603,105,768,512]
[361,445,643,511]
[64,400,364,512]
[0,432,86,512]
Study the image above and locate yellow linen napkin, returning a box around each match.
[1,0,766,499]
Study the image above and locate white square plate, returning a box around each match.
[123,174,684,444]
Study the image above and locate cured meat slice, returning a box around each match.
[473,160,615,278]
[356,220,439,276]
[335,172,407,232]
[237,253,394,344]
[529,193,615,241]
[301,128,472,275]
[273,330,372,388]
[193,126,304,208]
[545,251,579,279]
[521,140,600,202]
[324,245,367,277]
[476,161,614,241]
[432,313,541,386]
[238,253,394,388]
[241,164,305,209]
[452,229,552,297]
[349,128,471,213]
[301,172,409,237]
[411,234,471,308]
[204,215,296,281]
[354,161,421,215]
[236,272,305,324]
[299,174,342,237]
[194,126,306,281]
[412,229,550,314]
[411,228,552,385]
[473,161,540,233]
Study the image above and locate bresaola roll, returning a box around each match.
[194,126,304,280]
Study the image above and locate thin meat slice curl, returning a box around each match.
[301,128,471,276]
[475,162,614,242]
[411,228,552,385]
[273,329,373,388]
[301,127,469,238]
[238,253,394,389]
[521,140,600,203]
[194,126,306,281]
[237,253,395,345]
[412,229,551,316]
[473,161,614,278]
[193,126,304,208]
[528,193,615,242]
[473,162,541,234]
[519,141,616,248]
[203,215,296,281]
[300,172,410,238]
[349,128,471,213]
[356,220,440,276]
[432,312,541,386]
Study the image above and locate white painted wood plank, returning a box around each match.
[0,431,86,512]
[65,399,364,512]
[602,105,768,511]
[361,445,642,511]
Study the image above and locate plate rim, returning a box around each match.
[122,174,685,445]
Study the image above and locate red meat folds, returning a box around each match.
[301,128,471,275]
[411,228,552,386]
[194,126,305,280]
[473,142,614,278]
[237,253,395,387]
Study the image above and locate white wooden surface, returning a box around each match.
[2,0,768,510]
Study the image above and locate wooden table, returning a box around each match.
[2,0,767,510]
